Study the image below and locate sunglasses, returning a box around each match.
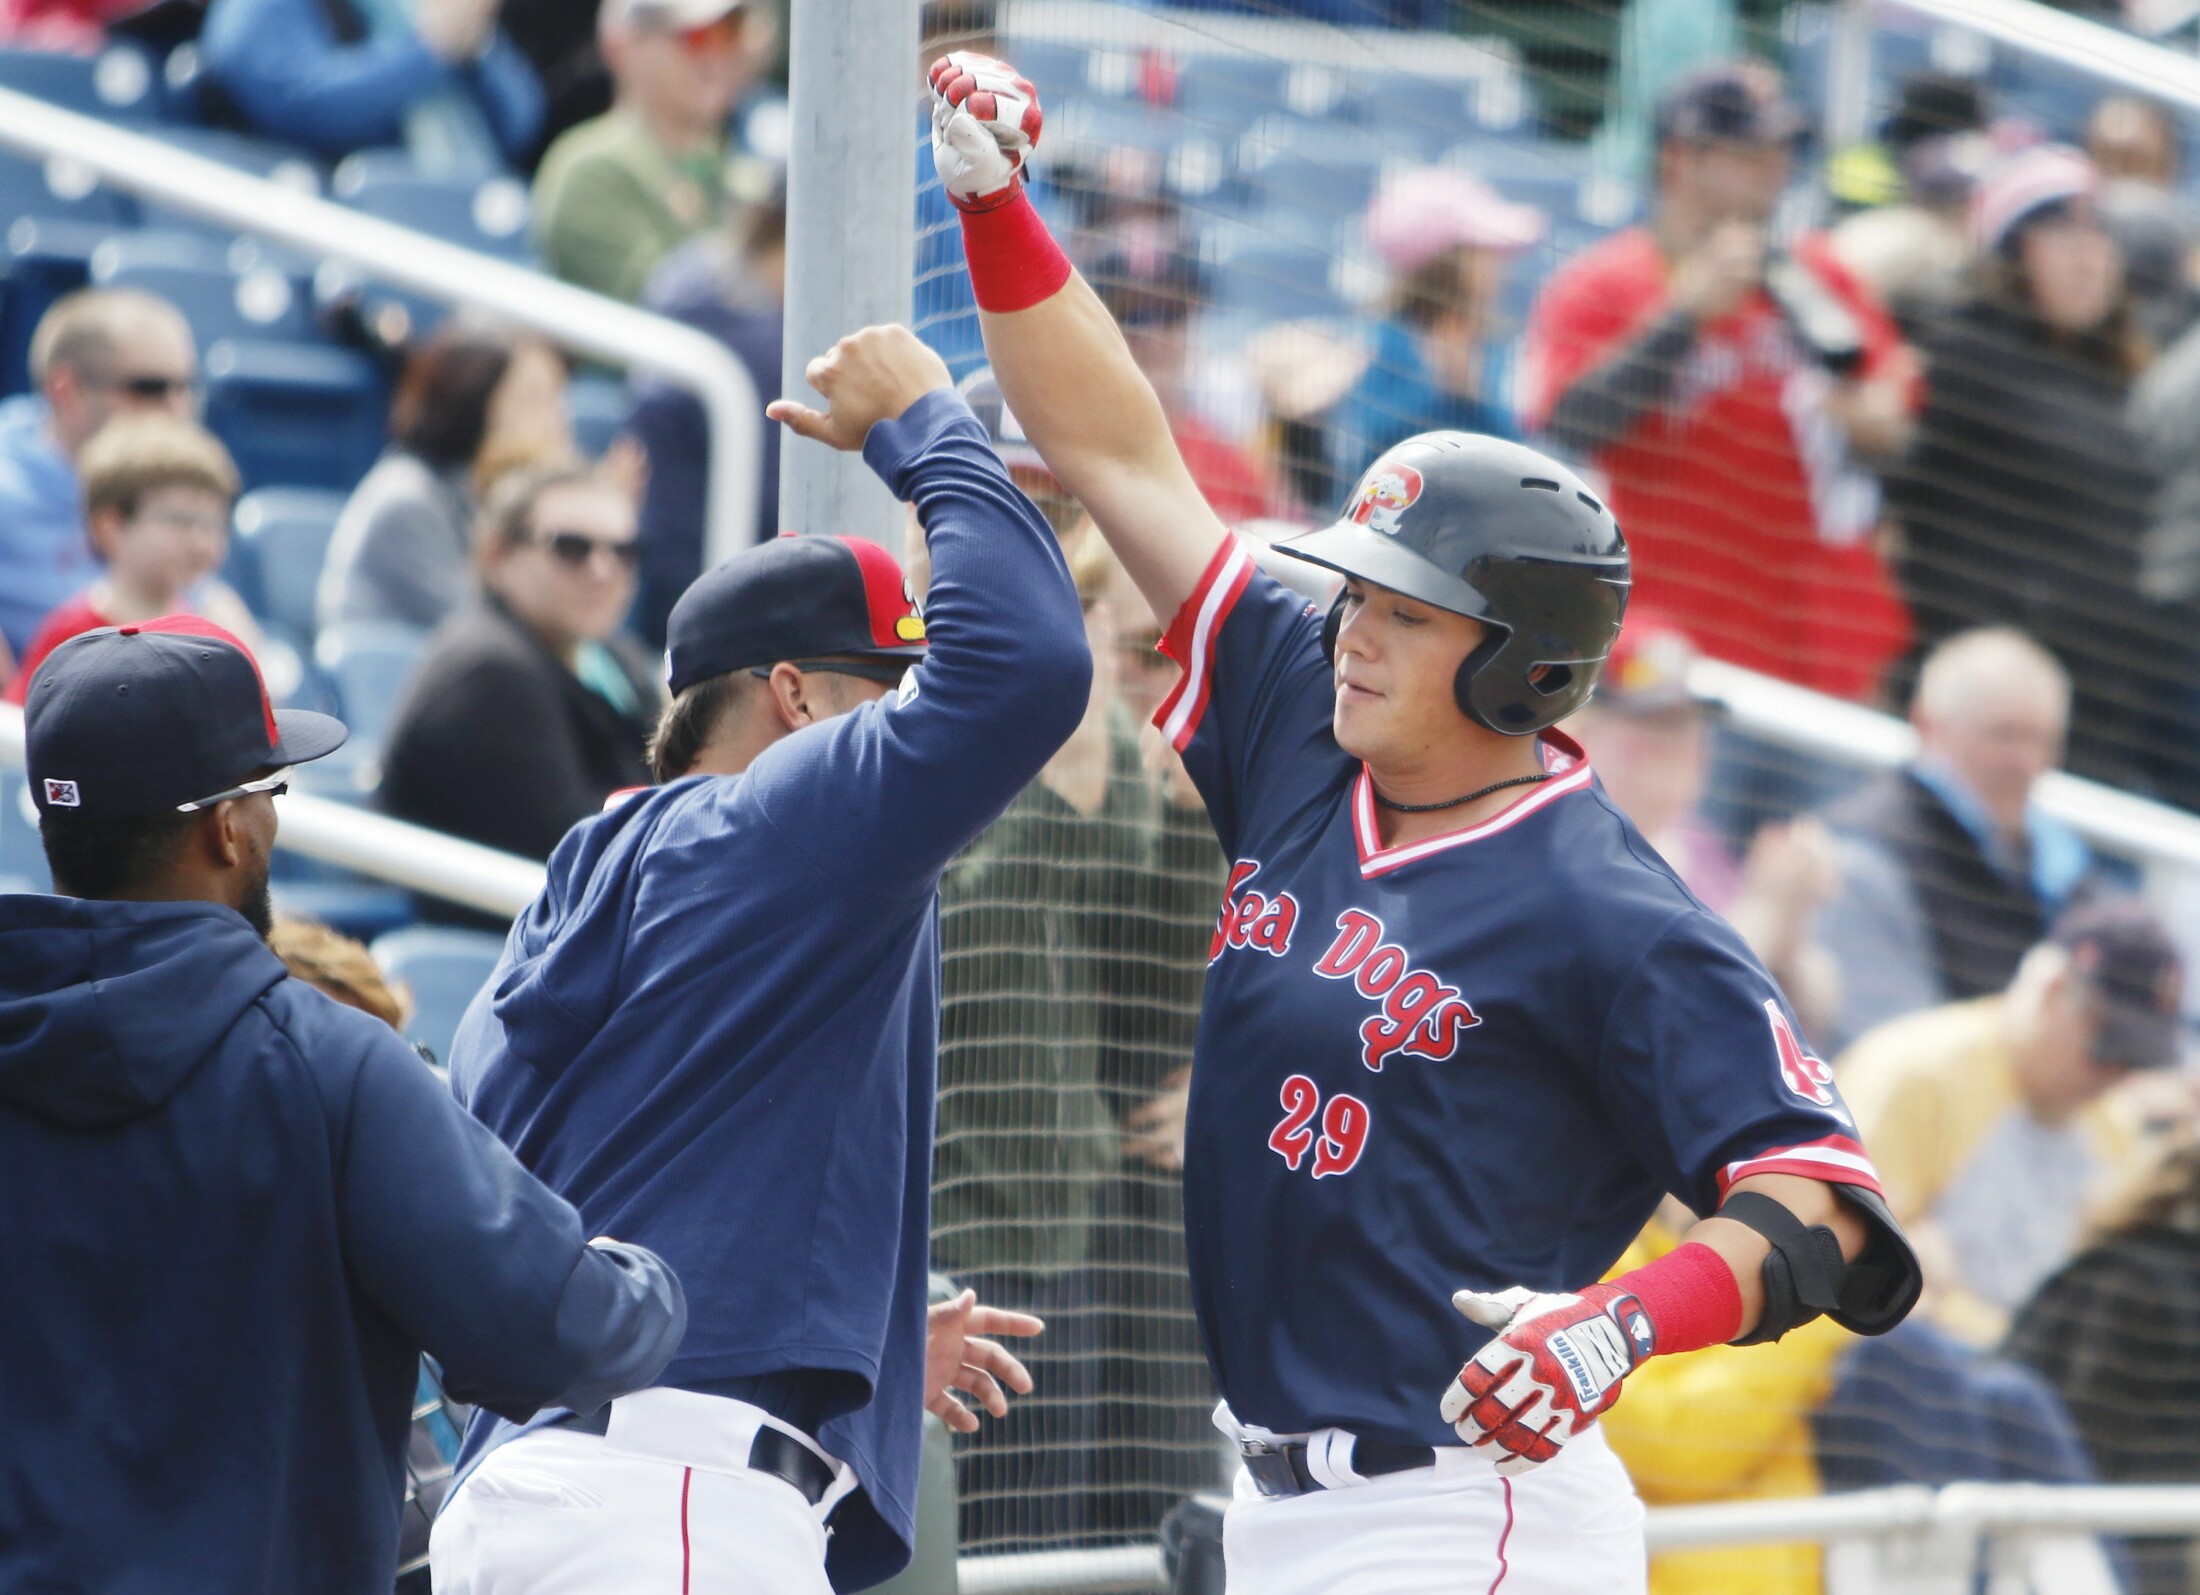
[176,771,289,813]
[533,529,642,570]
[748,658,912,687]
[101,373,198,401]
[677,14,741,52]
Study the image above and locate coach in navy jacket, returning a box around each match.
[448,329,1091,1589]
[0,617,686,1594]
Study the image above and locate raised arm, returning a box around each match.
[929,52,1225,625]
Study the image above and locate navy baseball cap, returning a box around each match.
[25,616,347,818]
[2053,897,2185,1070]
[665,534,928,696]
[1655,60,1810,149]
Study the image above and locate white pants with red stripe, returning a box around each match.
[1220,1414,1648,1595]
[428,1390,851,1594]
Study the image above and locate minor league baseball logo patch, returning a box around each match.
[42,777,80,808]
[1348,461,1424,537]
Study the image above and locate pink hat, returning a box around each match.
[1970,144,2099,253]
[1364,167,1548,275]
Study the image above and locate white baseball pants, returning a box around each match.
[429,1389,855,1594]
[1220,1415,1648,1595]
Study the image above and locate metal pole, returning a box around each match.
[777,0,920,546]
[1825,0,1878,153]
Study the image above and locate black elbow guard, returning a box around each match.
[1718,1186,1922,1346]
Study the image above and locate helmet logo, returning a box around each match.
[1349,462,1424,537]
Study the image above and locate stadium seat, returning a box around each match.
[316,621,427,752]
[0,214,127,397]
[203,340,387,493]
[372,926,508,1068]
[1245,146,1385,245]
[317,157,537,347]
[1174,54,1291,136]
[90,231,317,343]
[0,770,50,895]
[230,487,348,641]
[330,155,533,262]
[567,372,629,458]
[0,43,158,120]
[1000,38,1086,103]
[1203,231,1349,328]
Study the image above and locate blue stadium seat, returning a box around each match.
[1361,72,1483,159]
[318,157,536,346]
[230,487,348,641]
[330,155,533,262]
[90,232,318,344]
[0,148,141,393]
[272,877,416,942]
[316,621,427,751]
[0,212,129,397]
[1204,232,1348,327]
[1000,38,1085,103]
[567,372,628,458]
[0,769,51,895]
[1175,54,1291,137]
[372,926,508,1067]
[0,43,159,120]
[204,340,387,493]
[1245,146,1384,246]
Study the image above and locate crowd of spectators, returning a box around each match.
[16,0,2200,1581]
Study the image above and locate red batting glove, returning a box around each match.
[927,51,1044,213]
[1438,1283,1656,1476]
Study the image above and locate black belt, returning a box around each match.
[558,1403,838,1508]
[1240,1435,1437,1498]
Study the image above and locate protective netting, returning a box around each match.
[912,0,2200,1584]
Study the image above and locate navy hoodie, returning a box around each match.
[0,896,687,1594]
[450,389,1091,1590]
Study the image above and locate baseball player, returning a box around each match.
[926,54,1922,1592]
[428,325,1091,1593]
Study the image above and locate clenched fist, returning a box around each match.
[928,51,1044,212]
[765,325,952,453]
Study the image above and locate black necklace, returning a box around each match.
[1372,771,1554,814]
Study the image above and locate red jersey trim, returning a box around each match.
[1351,732,1594,879]
[1715,1134,1883,1200]
[1154,536,1255,753]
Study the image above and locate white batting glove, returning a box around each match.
[1438,1282,1656,1476]
[927,50,1043,212]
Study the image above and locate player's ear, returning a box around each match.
[763,661,814,731]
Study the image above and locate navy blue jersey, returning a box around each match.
[1157,538,1882,1450]
[447,390,1090,1591]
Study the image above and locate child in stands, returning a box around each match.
[7,415,258,704]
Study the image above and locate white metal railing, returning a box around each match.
[0,703,542,917]
[1827,0,2200,147]
[1691,659,2200,871]
[950,1482,2200,1595]
[0,88,763,568]
[12,653,2200,912]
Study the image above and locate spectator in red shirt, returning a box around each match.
[6,416,257,705]
[1522,59,1920,704]
[1086,218,1272,527]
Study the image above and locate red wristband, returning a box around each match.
[958,183,1073,314]
[1612,1241,1744,1357]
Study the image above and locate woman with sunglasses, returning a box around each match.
[380,456,658,912]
